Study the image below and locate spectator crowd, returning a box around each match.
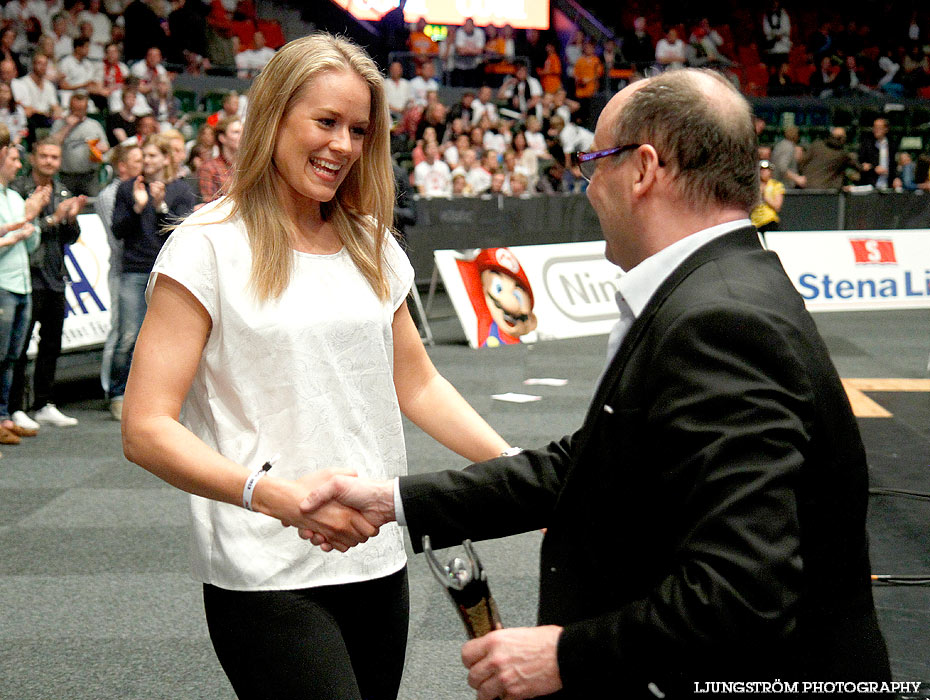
[3,0,930,439]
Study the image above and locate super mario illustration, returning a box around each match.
[455,247,538,348]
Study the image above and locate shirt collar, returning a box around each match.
[616,218,752,319]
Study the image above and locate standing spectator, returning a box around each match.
[0,83,28,146]
[858,117,900,189]
[96,142,143,399]
[655,27,687,72]
[77,0,111,59]
[799,126,857,190]
[770,125,806,188]
[108,133,196,420]
[50,91,109,195]
[383,61,411,120]
[167,0,210,74]
[573,39,603,124]
[762,1,792,67]
[413,142,452,197]
[198,115,240,202]
[537,41,562,94]
[0,126,49,445]
[11,52,61,147]
[453,18,486,87]
[8,138,84,429]
[621,16,656,73]
[408,59,439,108]
[498,63,542,121]
[750,159,784,233]
[235,30,275,80]
[122,0,166,63]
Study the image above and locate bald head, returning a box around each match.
[599,69,758,213]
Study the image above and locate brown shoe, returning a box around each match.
[5,424,37,437]
[0,426,21,444]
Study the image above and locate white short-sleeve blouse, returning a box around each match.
[148,199,414,591]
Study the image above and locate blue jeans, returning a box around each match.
[109,272,149,399]
[0,289,32,420]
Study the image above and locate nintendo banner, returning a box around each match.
[433,242,621,349]
[763,230,930,312]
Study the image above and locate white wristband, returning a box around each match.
[242,454,279,511]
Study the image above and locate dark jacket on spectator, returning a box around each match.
[857,134,898,187]
[113,178,195,274]
[11,176,79,293]
[800,134,857,190]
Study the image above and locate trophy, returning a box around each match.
[422,536,502,638]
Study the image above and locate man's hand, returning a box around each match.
[132,176,149,212]
[24,185,51,220]
[149,180,166,208]
[297,474,395,549]
[461,626,564,700]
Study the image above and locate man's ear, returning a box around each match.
[631,144,661,198]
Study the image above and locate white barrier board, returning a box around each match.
[764,230,930,311]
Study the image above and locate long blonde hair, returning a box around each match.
[224,33,395,302]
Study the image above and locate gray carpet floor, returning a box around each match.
[1,304,928,698]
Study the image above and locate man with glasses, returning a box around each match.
[297,69,891,698]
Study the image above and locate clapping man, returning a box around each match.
[8,138,85,429]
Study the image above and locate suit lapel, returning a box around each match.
[582,226,762,427]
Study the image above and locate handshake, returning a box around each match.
[279,470,397,553]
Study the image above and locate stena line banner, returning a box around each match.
[763,230,930,312]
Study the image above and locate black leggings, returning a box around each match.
[203,567,409,700]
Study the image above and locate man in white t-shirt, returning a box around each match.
[235,30,276,80]
[383,61,411,119]
[413,143,452,197]
[655,27,687,71]
[408,60,439,107]
[58,38,107,110]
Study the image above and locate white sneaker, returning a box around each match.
[11,410,40,431]
[33,404,79,427]
[109,398,123,422]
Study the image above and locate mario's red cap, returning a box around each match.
[474,247,534,307]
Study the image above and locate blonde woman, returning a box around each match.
[121,34,509,700]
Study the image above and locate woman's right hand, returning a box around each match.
[259,468,380,552]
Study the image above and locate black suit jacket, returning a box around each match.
[400,228,890,697]
[858,135,898,187]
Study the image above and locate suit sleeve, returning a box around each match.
[400,432,577,550]
[557,301,813,689]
